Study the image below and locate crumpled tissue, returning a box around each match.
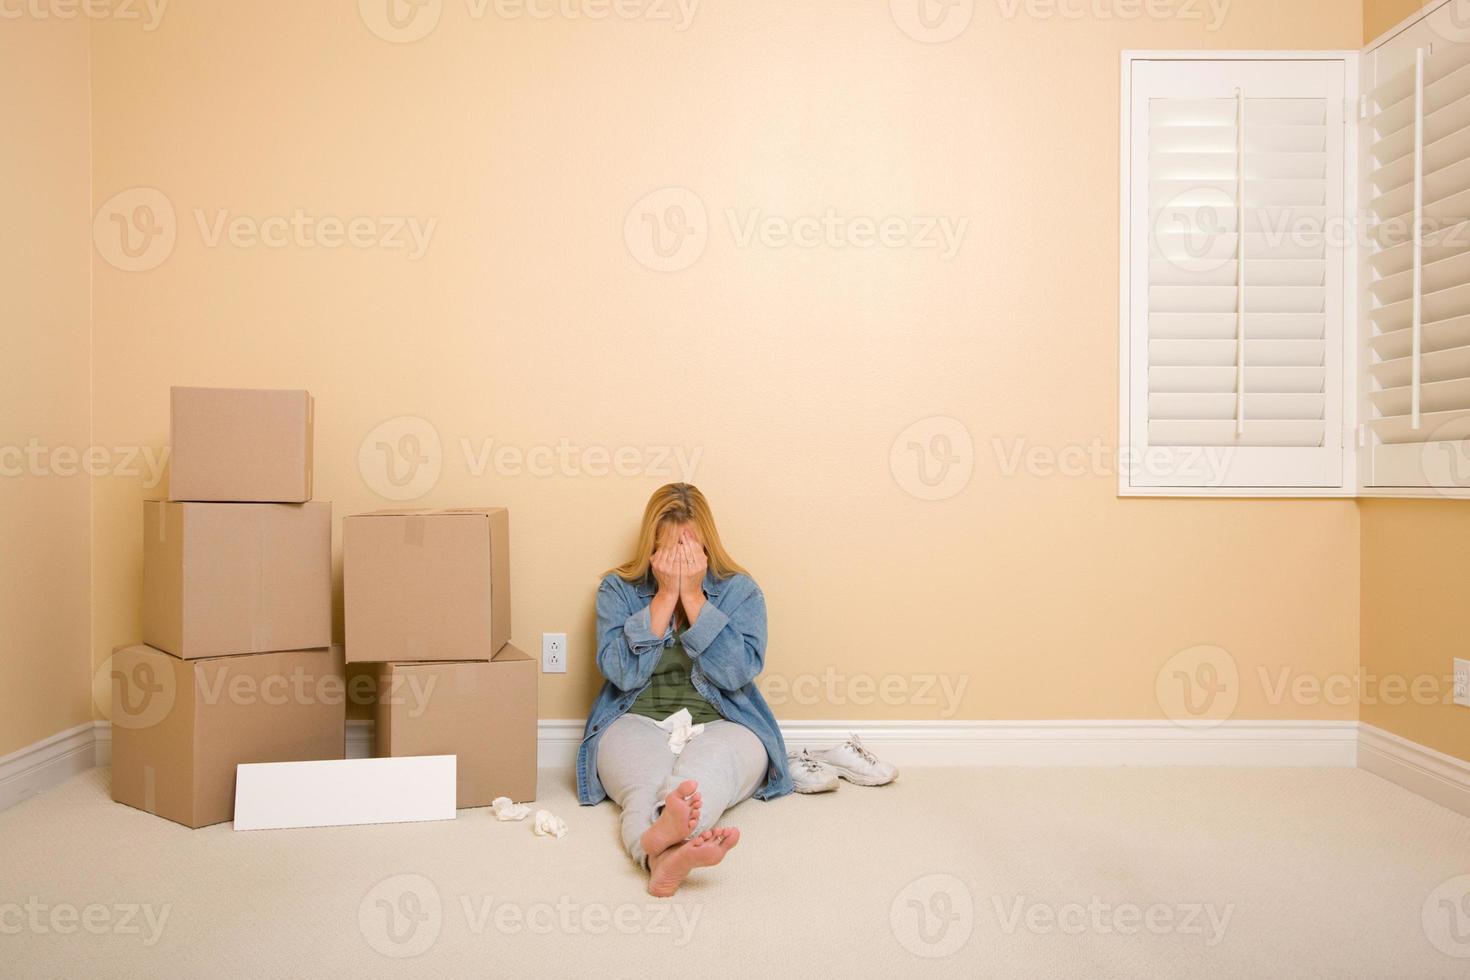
[654,707,705,754]
[490,796,530,822]
[533,809,569,839]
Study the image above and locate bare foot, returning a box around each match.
[641,780,702,860]
[646,826,741,898]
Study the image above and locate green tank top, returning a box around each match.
[628,638,720,726]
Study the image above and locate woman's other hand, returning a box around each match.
[648,544,683,636]
[677,529,708,597]
[677,529,709,624]
[652,544,681,596]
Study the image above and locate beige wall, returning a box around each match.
[8,1,1460,764]
[0,18,95,757]
[1364,0,1426,43]
[1360,501,1470,759]
[82,0,1364,725]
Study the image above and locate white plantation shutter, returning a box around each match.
[1363,11,1470,490]
[1124,59,1347,492]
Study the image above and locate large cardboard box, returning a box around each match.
[169,386,314,502]
[344,508,510,664]
[143,501,332,659]
[375,645,537,808]
[109,644,346,828]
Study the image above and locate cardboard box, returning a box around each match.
[344,508,510,664]
[375,646,537,808]
[169,386,314,502]
[143,501,332,659]
[109,644,346,829]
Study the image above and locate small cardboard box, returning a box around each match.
[109,644,346,829]
[143,501,332,659]
[344,508,510,664]
[169,386,314,502]
[375,646,537,808]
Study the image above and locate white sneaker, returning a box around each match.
[788,749,840,794]
[810,734,898,787]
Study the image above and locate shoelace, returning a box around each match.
[845,735,878,765]
[792,751,828,774]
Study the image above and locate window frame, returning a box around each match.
[1355,4,1470,500]
[1118,49,1361,499]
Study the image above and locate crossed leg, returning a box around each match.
[645,720,767,896]
[597,715,768,896]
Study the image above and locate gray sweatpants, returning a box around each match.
[596,713,767,867]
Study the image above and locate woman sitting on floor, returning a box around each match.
[576,483,791,896]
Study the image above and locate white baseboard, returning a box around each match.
[1358,723,1470,818]
[11,720,1470,823]
[94,719,112,767]
[0,721,105,813]
[0,717,1366,816]
[348,718,1360,768]
[767,719,1359,768]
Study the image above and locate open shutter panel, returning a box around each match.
[1126,60,1346,492]
[1364,27,1470,489]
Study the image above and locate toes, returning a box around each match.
[676,779,698,797]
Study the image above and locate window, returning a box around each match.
[1122,13,1470,498]
[1120,56,1349,494]
[1362,11,1470,492]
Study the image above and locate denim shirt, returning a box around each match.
[576,570,792,805]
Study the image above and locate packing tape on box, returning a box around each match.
[154,501,168,542]
[455,665,479,695]
[144,765,157,814]
[403,515,426,547]
[251,510,269,653]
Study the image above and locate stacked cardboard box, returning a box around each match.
[344,508,537,808]
[110,387,345,828]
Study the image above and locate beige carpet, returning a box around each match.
[4,766,1470,977]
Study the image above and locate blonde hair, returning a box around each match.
[612,483,748,582]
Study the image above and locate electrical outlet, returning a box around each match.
[542,633,567,674]
[1455,659,1470,708]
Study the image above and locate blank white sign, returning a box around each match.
[233,755,457,831]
